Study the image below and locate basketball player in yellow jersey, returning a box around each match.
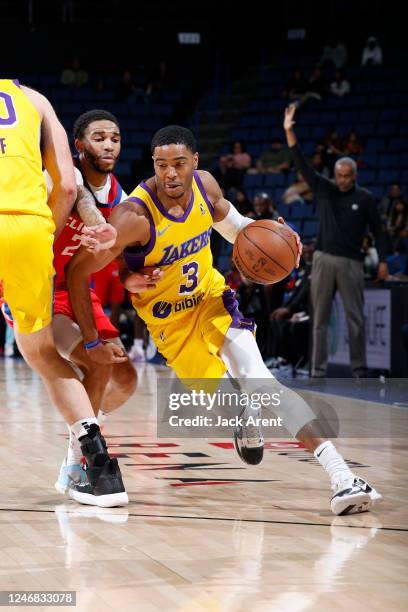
[67,126,382,515]
[0,79,128,507]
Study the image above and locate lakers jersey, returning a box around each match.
[0,79,49,217]
[125,171,225,327]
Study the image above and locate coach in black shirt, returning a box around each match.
[283,103,388,377]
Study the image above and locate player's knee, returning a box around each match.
[18,335,57,374]
[112,361,137,397]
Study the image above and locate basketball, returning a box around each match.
[233,220,297,284]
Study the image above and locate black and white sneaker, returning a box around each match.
[331,476,382,516]
[69,425,128,508]
[233,407,264,465]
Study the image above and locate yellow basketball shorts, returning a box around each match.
[0,213,55,334]
[145,280,255,381]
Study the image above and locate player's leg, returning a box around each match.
[220,326,381,515]
[100,355,137,415]
[5,215,127,507]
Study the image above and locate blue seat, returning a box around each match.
[366,185,384,199]
[377,170,400,184]
[287,219,302,234]
[311,126,327,139]
[366,138,386,152]
[386,254,407,275]
[303,220,318,238]
[243,174,264,188]
[377,123,398,136]
[290,203,309,219]
[358,170,376,183]
[381,154,399,168]
[264,174,285,188]
[388,138,407,152]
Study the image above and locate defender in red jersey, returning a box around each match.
[50,110,137,498]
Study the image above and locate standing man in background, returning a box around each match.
[283,103,388,378]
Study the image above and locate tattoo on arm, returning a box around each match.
[74,186,105,226]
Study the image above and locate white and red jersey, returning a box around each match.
[52,160,127,289]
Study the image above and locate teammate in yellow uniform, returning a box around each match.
[67,125,382,515]
[0,79,127,507]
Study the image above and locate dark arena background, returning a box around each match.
[1,2,407,611]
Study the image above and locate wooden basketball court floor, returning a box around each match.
[0,359,407,611]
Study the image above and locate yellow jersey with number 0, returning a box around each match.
[0,79,49,217]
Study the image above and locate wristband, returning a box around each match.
[84,338,102,350]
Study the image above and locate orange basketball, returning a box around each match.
[233,220,297,284]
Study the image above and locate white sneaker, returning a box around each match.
[128,340,145,362]
[55,457,87,495]
[233,407,264,465]
[331,476,382,516]
[4,343,14,357]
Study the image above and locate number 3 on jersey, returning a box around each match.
[179,261,198,294]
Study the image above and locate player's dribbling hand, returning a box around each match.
[124,267,163,293]
[86,340,128,364]
[81,224,117,252]
[277,216,303,268]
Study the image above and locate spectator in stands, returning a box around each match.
[116,70,147,104]
[60,57,88,88]
[361,36,383,66]
[250,141,291,174]
[379,183,404,220]
[319,39,348,69]
[321,127,346,174]
[362,233,379,278]
[311,151,330,178]
[344,130,363,158]
[269,242,314,371]
[232,188,252,215]
[248,192,279,220]
[284,103,389,378]
[213,156,242,191]
[282,69,308,101]
[387,198,408,248]
[330,70,351,97]
[282,171,313,205]
[306,66,327,102]
[146,60,170,96]
[221,141,252,172]
[236,277,270,357]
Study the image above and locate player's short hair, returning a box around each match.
[335,157,357,174]
[151,125,196,154]
[73,109,120,139]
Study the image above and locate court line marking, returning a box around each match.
[0,507,406,532]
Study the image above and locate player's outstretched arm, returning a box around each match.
[199,170,254,243]
[66,202,150,363]
[23,86,77,237]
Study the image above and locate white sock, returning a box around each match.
[66,425,83,466]
[70,417,99,441]
[314,441,354,487]
[132,338,143,349]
